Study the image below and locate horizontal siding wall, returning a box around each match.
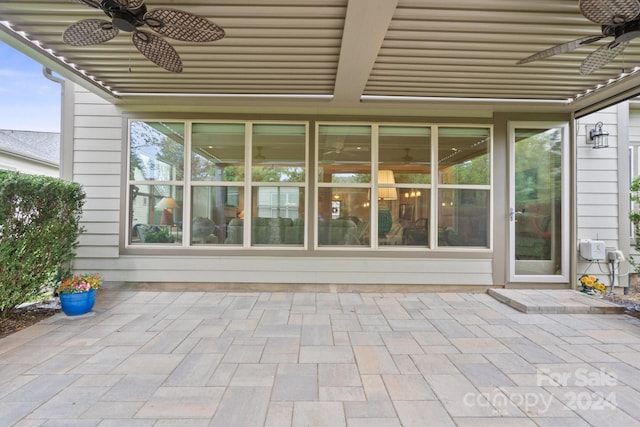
[73,256,493,285]
[575,105,620,285]
[72,84,122,260]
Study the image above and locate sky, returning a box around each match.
[0,41,61,133]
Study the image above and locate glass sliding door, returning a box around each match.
[509,123,569,282]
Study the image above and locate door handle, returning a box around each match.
[510,208,525,222]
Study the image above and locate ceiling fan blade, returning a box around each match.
[73,0,102,9]
[63,19,119,46]
[516,35,605,64]
[115,0,145,10]
[144,9,225,42]
[132,30,183,72]
[579,0,640,25]
[579,40,630,74]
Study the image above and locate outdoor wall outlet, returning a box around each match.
[579,240,606,261]
[607,249,625,262]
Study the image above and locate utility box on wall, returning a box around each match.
[579,240,606,261]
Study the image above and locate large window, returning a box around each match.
[315,124,489,249]
[128,121,307,247]
[127,120,491,250]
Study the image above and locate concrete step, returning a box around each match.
[489,288,625,314]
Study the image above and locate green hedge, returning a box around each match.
[631,175,640,242]
[0,171,85,318]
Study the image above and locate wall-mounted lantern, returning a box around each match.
[588,121,609,149]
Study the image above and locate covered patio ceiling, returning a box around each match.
[2,0,640,115]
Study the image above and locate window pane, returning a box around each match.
[192,186,244,245]
[438,127,490,185]
[192,123,245,182]
[380,126,431,184]
[317,187,370,246]
[318,125,371,183]
[250,186,305,246]
[252,124,306,183]
[130,184,183,245]
[380,187,430,247]
[438,189,489,247]
[130,121,184,181]
[514,128,563,275]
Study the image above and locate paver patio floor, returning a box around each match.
[2,288,640,426]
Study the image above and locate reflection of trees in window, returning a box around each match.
[192,153,223,181]
[438,131,488,187]
[447,153,489,185]
[250,167,305,183]
[394,174,430,184]
[330,172,370,184]
[130,121,185,181]
[515,128,562,205]
[514,128,563,263]
[439,138,490,185]
[222,165,244,182]
[515,169,537,205]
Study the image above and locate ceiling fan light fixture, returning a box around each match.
[111,14,136,33]
[112,12,139,32]
[117,0,145,11]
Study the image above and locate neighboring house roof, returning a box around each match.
[0,129,60,166]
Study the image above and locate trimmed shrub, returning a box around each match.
[0,171,85,318]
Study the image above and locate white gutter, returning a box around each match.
[42,67,65,179]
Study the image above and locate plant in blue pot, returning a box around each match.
[57,273,102,316]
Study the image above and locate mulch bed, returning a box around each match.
[0,302,60,339]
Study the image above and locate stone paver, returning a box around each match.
[1,287,640,426]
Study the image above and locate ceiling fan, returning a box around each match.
[63,0,225,73]
[322,140,347,157]
[401,148,413,163]
[321,138,366,160]
[517,0,640,74]
[254,146,266,161]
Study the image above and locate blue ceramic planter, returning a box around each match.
[59,289,96,316]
